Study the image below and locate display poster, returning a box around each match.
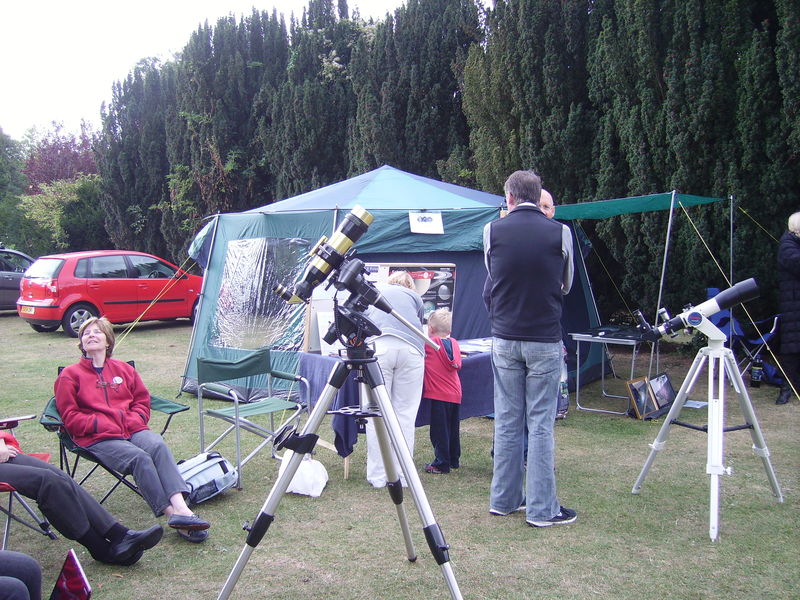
[304,262,456,354]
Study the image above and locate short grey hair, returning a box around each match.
[789,212,800,235]
[503,170,542,205]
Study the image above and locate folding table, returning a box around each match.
[569,325,657,415]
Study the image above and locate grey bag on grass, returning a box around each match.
[177,451,237,504]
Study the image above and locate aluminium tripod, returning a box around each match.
[217,305,463,600]
[631,318,783,541]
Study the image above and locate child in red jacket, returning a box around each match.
[423,309,462,474]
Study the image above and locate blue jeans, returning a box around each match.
[490,338,561,521]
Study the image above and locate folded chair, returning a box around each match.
[0,416,58,550]
[706,288,780,372]
[197,347,309,489]
[40,364,190,504]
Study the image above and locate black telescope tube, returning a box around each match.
[713,278,759,312]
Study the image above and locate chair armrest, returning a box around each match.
[40,397,64,432]
[0,414,35,431]
[271,370,302,382]
[150,394,190,416]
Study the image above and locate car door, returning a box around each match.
[83,254,141,322]
[126,254,192,320]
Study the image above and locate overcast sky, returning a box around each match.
[0,0,406,141]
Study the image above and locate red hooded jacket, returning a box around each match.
[54,357,151,448]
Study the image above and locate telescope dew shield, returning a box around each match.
[274,205,374,304]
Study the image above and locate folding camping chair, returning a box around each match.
[706,288,780,373]
[40,363,190,504]
[0,415,58,550]
[197,347,309,490]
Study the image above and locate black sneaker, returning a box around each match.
[527,506,577,527]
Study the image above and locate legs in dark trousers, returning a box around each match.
[429,399,461,472]
[0,550,41,600]
[777,352,800,404]
[0,453,116,540]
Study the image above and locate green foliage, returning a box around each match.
[0,128,28,249]
[17,174,111,254]
[82,0,797,320]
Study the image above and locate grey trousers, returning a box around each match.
[89,430,188,516]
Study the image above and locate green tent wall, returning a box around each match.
[182,165,724,402]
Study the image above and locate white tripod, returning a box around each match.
[631,313,783,541]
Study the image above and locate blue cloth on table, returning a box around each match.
[299,350,494,458]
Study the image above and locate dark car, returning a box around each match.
[0,248,34,310]
[17,250,202,336]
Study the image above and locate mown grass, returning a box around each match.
[0,311,797,599]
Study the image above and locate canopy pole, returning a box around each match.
[182,213,221,391]
[648,191,677,376]
[726,194,736,346]
[729,194,734,285]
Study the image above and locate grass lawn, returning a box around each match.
[1,311,797,599]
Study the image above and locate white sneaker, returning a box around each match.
[489,504,526,516]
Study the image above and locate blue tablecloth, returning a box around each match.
[298,350,494,457]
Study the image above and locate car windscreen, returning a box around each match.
[24,258,64,278]
[1,252,32,272]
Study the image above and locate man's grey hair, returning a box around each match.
[504,170,542,205]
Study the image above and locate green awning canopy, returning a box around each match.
[554,192,724,221]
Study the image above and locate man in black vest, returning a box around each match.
[483,170,576,527]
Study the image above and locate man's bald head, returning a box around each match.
[539,189,555,219]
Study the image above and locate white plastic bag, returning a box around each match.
[277,453,329,497]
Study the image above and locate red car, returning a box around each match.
[17,250,202,337]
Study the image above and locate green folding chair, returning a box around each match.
[41,364,190,504]
[197,347,309,490]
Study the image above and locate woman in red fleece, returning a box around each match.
[55,317,210,543]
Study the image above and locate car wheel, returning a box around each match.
[190,299,199,325]
[62,303,98,337]
[29,323,61,333]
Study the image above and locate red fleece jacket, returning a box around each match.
[54,357,151,448]
[0,431,21,452]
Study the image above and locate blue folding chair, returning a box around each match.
[706,288,780,372]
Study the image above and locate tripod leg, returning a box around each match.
[361,379,417,560]
[217,363,346,600]
[632,349,707,494]
[723,352,784,503]
[706,352,726,541]
[370,402,418,561]
[364,361,463,600]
